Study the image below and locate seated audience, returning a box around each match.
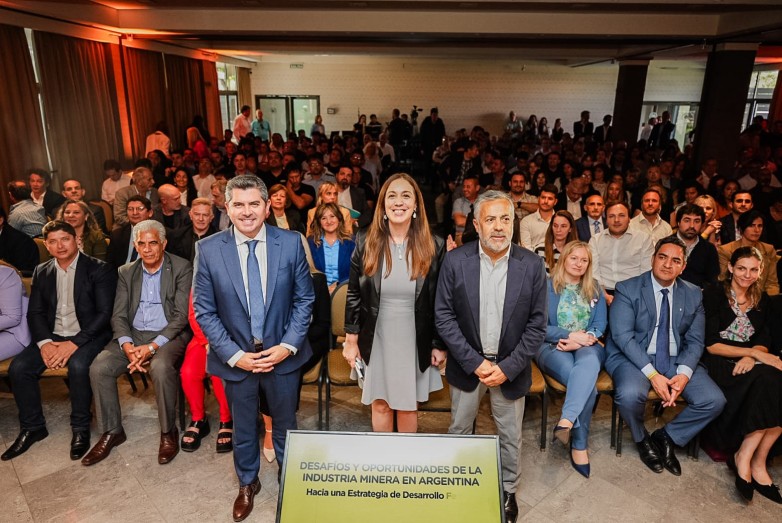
[630,187,673,244]
[336,165,371,230]
[719,190,753,245]
[536,241,607,478]
[114,167,159,229]
[1,221,116,462]
[306,181,353,236]
[28,168,65,218]
[693,194,722,246]
[101,159,130,205]
[180,291,233,453]
[194,158,216,201]
[606,236,726,476]
[672,204,720,288]
[534,210,577,273]
[0,204,39,274]
[210,179,231,231]
[172,169,197,208]
[60,179,108,234]
[284,165,316,224]
[266,184,305,234]
[166,198,216,263]
[107,195,153,269]
[589,201,654,302]
[451,176,480,245]
[519,183,558,248]
[718,210,779,296]
[7,181,46,237]
[56,201,107,261]
[84,220,192,466]
[702,246,782,503]
[307,203,355,293]
[153,184,191,230]
[0,262,31,360]
[575,193,606,241]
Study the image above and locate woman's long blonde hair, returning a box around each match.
[56,201,102,237]
[550,240,599,302]
[363,173,435,280]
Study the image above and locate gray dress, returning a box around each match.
[360,250,443,410]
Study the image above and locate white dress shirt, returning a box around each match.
[630,213,673,245]
[518,210,552,249]
[478,243,509,356]
[38,254,81,347]
[589,228,654,290]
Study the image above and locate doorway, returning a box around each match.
[255,95,321,138]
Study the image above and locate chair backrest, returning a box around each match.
[33,237,52,262]
[90,199,113,231]
[330,281,348,338]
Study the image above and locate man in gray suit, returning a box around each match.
[82,220,192,466]
[113,167,160,229]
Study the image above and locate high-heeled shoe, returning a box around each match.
[552,425,571,447]
[263,429,276,463]
[570,447,590,479]
[751,478,782,504]
[727,453,753,502]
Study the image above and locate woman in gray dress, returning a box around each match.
[344,173,446,432]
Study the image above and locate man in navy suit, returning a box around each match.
[436,190,547,523]
[606,236,725,476]
[575,193,606,241]
[193,175,314,522]
[2,221,115,461]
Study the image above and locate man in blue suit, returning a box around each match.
[606,236,725,476]
[575,193,606,241]
[193,175,314,522]
[436,190,547,523]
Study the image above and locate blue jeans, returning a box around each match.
[536,342,605,450]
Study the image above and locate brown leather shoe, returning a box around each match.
[81,430,126,466]
[232,477,261,522]
[158,428,179,465]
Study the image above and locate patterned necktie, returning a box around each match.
[593,220,601,235]
[246,240,265,342]
[655,289,670,374]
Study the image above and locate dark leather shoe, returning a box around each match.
[1,428,49,461]
[503,491,519,523]
[636,436,664,473]
[233,477,261,522]
[752,478,781,504]
[650,429,681,476]
[82,430,126,466]
[158,428,179,465]
[70,431,90,460]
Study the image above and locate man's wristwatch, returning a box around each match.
[148,344,157,356]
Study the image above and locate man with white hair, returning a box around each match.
[113,167,159,229]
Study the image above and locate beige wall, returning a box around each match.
[250,56,705,136]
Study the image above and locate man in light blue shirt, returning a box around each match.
[251,109,271,142]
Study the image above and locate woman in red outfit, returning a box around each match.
[180,291,233,452]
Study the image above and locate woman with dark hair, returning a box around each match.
[524,115,539,142]
[56,201,106,261]
[173,169,198,209]
[718,210,779,296]
[307,202,355,293]
[538,117,549,138]
[343,173,446,433]
[715,179,739,219]
[148,149,171,188]
[536,241,607,477]
[528,171,548,197]
[551,118,564,143]
[265,184,305,234]
[703,247,782,503]
[534,210,577,273]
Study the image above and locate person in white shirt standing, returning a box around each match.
[232,105,252,144]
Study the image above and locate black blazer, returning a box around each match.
[211,205,228,231]
[676,235,720,288]
[575,216,606,242]
[107,223,133,269]
[28,253,116,347]
[345,230,445,372]
[0,224,39,275]
[166,225,217,263]
[555,191,587,215]
[42,191,66,218]
[266,209,305,234]
[347,187,372,230]
[593,124,612,144]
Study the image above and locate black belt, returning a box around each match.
[483,355,498,362]
[252,341,264,353]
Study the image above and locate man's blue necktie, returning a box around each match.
[593,220,601,235]
[246,240,265,342]
[655,289,670,374]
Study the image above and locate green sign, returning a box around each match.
[277,431,504,522]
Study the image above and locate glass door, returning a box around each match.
[257,96,288,139]
[292,97,319,136]
[256,95,321,137]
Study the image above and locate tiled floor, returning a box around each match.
[0,376,779,522]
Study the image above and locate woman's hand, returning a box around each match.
[568,330,596,347]
[342,334,360,368]
[732,356,755,376]
[755,351,782,371]
[431,349,447,367]
[557,339,581,351]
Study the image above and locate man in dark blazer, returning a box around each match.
[83,220,192,467]
[555,175,589,220]
[2,221,115,462]
[719,190,754,245]
[436,190,547,523]
[107,195,153,269]
[335,166,371,229]
[28,168,65,218]
[592,114,613,145]
[605,237,725,476]
[0,205,39,275]
[166,198,216,263]
[573,110,594,140]
[671,204,720,287]
[193,175,314,522]
[575,194,607,241]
